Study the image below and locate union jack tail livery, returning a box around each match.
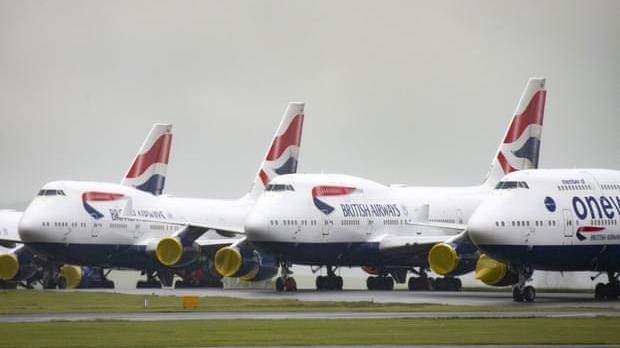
[484,78,546,186]
[249,102,305,197]
[121,123,173,195]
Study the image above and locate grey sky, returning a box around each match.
[0,0,618,207]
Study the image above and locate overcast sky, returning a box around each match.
[0,0,618,208]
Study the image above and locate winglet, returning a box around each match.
[248,102,305,198]
[121,124,173,195]
[483,78,546,186]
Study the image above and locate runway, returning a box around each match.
[106,288,620,309]
[1,309,619,323]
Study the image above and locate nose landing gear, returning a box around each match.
[275,262,297,292]
[511,265,535,302]
[594,271,620,300]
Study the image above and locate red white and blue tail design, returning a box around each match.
[484,78,546,186]
[249,103,304,198]
[121,123,172,195]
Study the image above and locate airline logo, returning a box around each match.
[576,226,605,241]
[496,89,546,174]
[258,113,304,187]
[312,185,358,215]
[82,191,125,219]
[123,130,172,196]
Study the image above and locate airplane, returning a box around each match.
[213,78,547,292]
[466,168,620,302]
[0,102,305,289]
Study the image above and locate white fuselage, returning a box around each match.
[467,169,620,271]
[18,181,250,268]
[244,173,493,267]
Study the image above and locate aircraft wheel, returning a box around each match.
[512,287,524,302]
[57,277,67,290]
[315,276,325,290]
[453,277,462,291]
[275,277,285,292]
[595,282,606,299]
[523,286,536,302]
[335,276,343,290]
[366,276,376,290]
[284,277,297,291]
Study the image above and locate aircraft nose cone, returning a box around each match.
[17,213,43,243]
[244,211,272,242]
[467,207,499,249]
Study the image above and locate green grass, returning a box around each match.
[0,290,609,314]
[1,318,619,347]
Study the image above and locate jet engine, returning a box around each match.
[58,265,83,289]
[214,246,277,282]
[0,251,37,282]
[474,253,519,286]
[427,241,479,276]
[146,237,200,267]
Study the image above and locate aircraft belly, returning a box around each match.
[27,242,160,269]
[479,244,620,271]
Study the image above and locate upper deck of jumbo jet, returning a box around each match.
[266,173,391,194]
[493,168,620,191]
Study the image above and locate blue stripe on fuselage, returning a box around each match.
[477,244,620,271]
[250,241,428,267]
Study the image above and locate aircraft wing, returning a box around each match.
[195,234,245,255]
[0,210,23,247]
[375,222,467,257]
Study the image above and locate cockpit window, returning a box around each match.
[37,189,66,196]
[265,184,295,192]
[494,181,529,190]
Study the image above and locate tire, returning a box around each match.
[335,276,343,290]
[512,287,524,302]
[316,276,325,290]
[285,277,297,291]
[595,282,606,300]
[523,286,536,302]
[366,277,375,290]
[275,277,285,292]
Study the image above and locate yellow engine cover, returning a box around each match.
[428,243,459,275]
[156,237,183,266]
[60,265,82,289]
[475,254,507,286]
[0,253,19,280]
[214,247,242,277]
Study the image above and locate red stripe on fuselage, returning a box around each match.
[577,226,605,233]
[81,192,124,202]
[503,90,546,144]
[265,114,304,161]
[312,185,357,199]
[125,133,172,179]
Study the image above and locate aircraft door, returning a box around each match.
[91,222,102,238]
[321,219,331,240]
[563,209,574,237]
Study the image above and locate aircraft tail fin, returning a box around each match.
[483,78,546,186]
[121,123,173,195]
[248,102,305,198]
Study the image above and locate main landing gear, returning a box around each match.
[315,266,343,291]
[406,268,462,291]
[511,265,535,302]
[136,269,173,289]
[367,275,394,290]
[275,262,297,292]
[594,271,620,300]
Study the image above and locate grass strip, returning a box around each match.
[0,317,619,347]
[0,290,609,314]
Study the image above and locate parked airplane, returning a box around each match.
[214,78,547,292]
[0,102,305,289]
[466,169,620,302]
